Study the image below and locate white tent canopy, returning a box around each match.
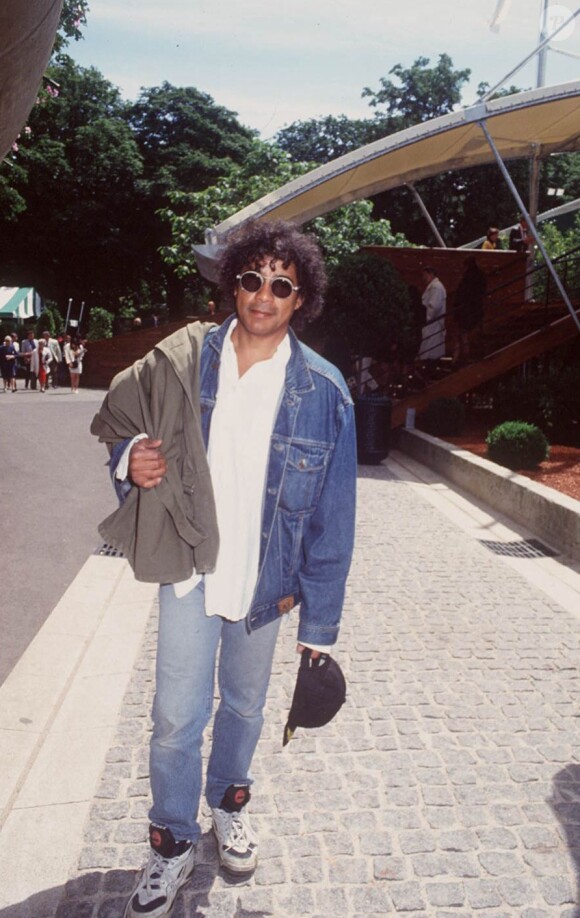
[0,0,62,161]
[210,81,580,237]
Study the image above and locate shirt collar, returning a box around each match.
[222,318,291,377]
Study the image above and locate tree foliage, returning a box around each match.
[0,62,257,319]
[276,115,381,165]
[126,83,255,196]
[323,251,414,366]
[54,1,90,55]
[87,306,114,340]
[363,54,471,127]
[0,58,144,308]
[158,140,408,299]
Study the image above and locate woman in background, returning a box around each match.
[67,337,86,393]
[0,335,18,392]
[31,338,51,391]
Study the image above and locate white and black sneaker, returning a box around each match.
[124,824,195,917]
[211,784,258,876]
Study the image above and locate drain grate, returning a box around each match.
[478,538,558,559]
[95,543,125,558]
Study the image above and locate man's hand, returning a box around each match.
[296,644,321,660]
[129,438,167,489]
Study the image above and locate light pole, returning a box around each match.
[536,0,550,88]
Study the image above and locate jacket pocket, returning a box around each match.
[278,442,331,513]
[278,508,305,583]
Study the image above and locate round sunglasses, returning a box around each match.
[236,270,300,300]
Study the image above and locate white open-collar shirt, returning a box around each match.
[194,318,290,618]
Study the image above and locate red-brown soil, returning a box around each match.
[440,422,580,503]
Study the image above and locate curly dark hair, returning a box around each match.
[218,220,327,330]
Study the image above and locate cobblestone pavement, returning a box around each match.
[57,464,580,917]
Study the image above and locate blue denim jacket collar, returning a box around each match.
[205,314,315,397]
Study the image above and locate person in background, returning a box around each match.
[509,215,533,253]
[0,335,18,392]
[41,330,62,389]
[10,333,21,389]
[62,333,73,384]
[416,266,447,372]
[481,227,501,250]
[67,337,86,393]
[20,330,38,389]
[30,338,51,391]
[452,257,487,365]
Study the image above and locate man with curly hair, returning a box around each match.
[93,220,356,918]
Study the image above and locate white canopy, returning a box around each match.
[0,0,63,161]
[212,81,580,236]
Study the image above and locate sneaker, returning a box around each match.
[124,824,194,917]
[211,784,258,876]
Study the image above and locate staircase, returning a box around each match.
[391,305,580,427]
[369,243,580,428]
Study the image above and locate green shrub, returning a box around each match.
[420,397,466,437]
[87,307,114,341]
[494,364,580,446]
[486,421,549,470]
[35,301,63,337]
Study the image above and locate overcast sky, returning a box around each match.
[70,0,580,138]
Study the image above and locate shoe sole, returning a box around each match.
[123,858,194,917]
[212,826,258,877]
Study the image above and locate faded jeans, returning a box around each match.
[149,581,281,842]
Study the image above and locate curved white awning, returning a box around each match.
[212,81,580,237]
[0,0,63,161]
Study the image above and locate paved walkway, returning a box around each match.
[3,454,580,917]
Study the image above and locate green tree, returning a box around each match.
[127,83,255,195]
[35,301,64,336]
[363,54,471,127]
[159,142,304,281]
[276,115,381,165]
[54,1,90,55]
[125,83,256,315]
[323,251,414,379]
[159,139,408,310]
[87,306,114,340]
[0,58,145,308]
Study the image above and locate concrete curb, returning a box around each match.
[394,427,580,562]
[0,554,157,913]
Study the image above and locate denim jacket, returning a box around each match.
[201,318,356,646]
[105,317,357,646]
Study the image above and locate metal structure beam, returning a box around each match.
[479,119,580,333]
[405,184,447,248]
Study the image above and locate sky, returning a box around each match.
[69,0,580,139]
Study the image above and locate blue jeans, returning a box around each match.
[149,581,282,842]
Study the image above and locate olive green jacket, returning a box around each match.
[90,322,219,583]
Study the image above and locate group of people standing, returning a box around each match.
[0,329,86,392]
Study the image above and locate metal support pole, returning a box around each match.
[405,183,447,248]
[480,7,580,102]
[528,146,542,301]
[479,119,580,333]
[537,0,549,88]
[64,298,72,332]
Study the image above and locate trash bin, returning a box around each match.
[354,394,392,465]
